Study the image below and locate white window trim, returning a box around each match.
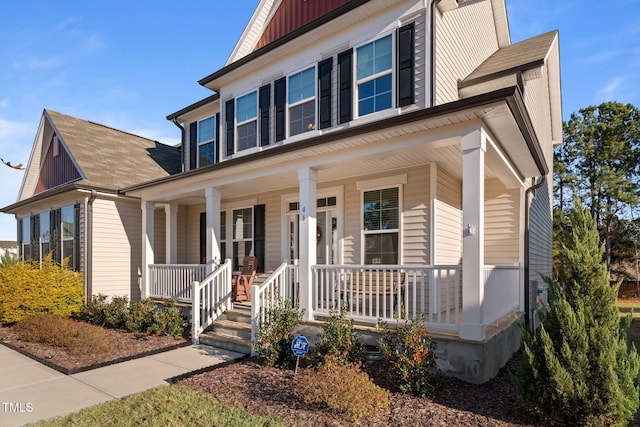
[287,66,317,137]
[354,31,396,119]
[197,115,216,168]
[235,90,259,153]
[359,179,403,265]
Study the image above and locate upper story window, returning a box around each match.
[236,91,258,151]
[288,67,316,136]
[356,34,393,117]
[198,116,216,166]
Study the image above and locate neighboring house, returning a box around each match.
[1,110,181,299]
[2,0,561,383]
[0,241,18,259]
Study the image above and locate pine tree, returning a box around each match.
[517,205,640,426]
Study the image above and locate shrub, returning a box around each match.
[253,298,304,369]
[0,251,18,268]
[14,313,111,355]
[77,295,184,338]
[294,355,389,423]
[0,254,84,325]
[378,314,441,398]
[315,302,365,364]
[516,205,640,426]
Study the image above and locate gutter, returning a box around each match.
[524,174,547,329]
[84,190,98,303]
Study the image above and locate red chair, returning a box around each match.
[232,256,257,302]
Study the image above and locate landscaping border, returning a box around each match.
[0,338,191,375]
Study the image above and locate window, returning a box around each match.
[356,34,393,117]
[40,213,50,261]
[21,218,31,261]
[198,116,215,166]
[236,91,257,151]
[61,207,75,268]
[288,67,316,136]
[363,187,399,264]
[220,211,227,261]
[232,208,253,269]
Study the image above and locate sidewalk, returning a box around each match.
[0,343,243,427]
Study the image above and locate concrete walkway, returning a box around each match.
[0,343,243,427]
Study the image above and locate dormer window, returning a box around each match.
[356,34,393,117]
[236,91,258,151]
[197,116,215,166]
[288,66,316,136]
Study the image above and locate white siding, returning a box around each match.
[90,198,142,301]
[484,178,520,265]
[403,167,430,264]
[261,190,283,272]
[186,204,205,264]
[435,168,462,264]
[177,206,188,264]
[435,1,499,105]
[524,74,553,168]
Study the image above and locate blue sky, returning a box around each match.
[0,0,638,240]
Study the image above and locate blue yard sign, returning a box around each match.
[291,335,310,357]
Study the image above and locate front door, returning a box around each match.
[287,202,338,265]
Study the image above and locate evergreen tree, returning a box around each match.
[517,205,640,426]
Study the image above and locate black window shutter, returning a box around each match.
[253,204,265,273]
[50,209,60,264]
[189,122,197,170]
[199,212,206,264]
[397,22,415,107]
[259,84,271,146]
[274,77,286,142]
[225,100,235,156]
[318,58,333,129]
[74,204,80,271]
[31,215,40,262]
[215,112,220,164]
[338,49,353,124]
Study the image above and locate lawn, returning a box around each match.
[30,384,286,427]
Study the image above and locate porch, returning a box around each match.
[147,260,521,345]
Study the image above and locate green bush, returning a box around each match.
[77,295,184,338]
[0,255,84,325]
[253,298,304,369]
[378,313,441,398]
[14,313,112,355]
[516,205,640,426]
[294,355,389,423]
[0,251,18,268]
[315,302,365,364]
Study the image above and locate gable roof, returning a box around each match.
[16,110,181,203]
[459,30,558,88]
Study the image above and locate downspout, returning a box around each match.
[85,190,97,303]
[170,118,185,172]
[524,175,546,329]
[429,0,443,107]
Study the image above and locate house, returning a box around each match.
[1,110,181,298]
[2,0,561,383]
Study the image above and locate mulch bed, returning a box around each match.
[0,326,190,375]
[178,354,542,427]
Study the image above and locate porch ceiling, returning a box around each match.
[126,91,538,204]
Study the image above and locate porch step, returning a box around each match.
[199,308,253,355]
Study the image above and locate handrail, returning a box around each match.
[251,263,298,350]
[192,259,232,344]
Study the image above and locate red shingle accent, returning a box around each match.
[35,136,81,194]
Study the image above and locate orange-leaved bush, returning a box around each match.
[0,254,84,325]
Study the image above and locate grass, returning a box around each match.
[617,298,640,349]
[30,384,287,427]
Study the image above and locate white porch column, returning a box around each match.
[164,203,178,264]
[141,200,155,299]
[460,127,486,341]
[205,187,222,274]
[298,167,317,321]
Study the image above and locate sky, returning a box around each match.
[0,0,639,241]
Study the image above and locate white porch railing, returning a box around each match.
[192,259,233,344]
[251,263,299,348]
[482,265,521,327]
[148,264,206,302]
[312,264,463,331]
